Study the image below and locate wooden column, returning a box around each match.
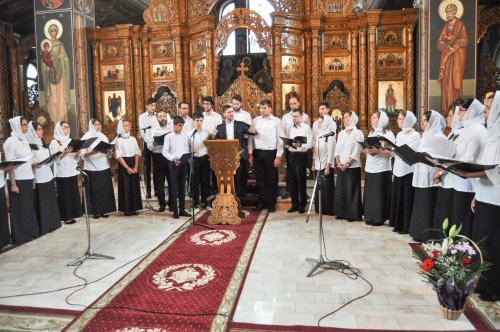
[174,36,184,103]
[90,41,101,129]
[273,27,283,115]
[123,35,133,117]
[0,30,8,139]
[131,29,143,134]
[304,32,312,113]
[406,24,415,111]
[350,30,359,112]
[358,27,367,131]
[182,38,191,104]
[205,30,215,97]
[6,35,20,116]
[141,37,152,101]
[367,24,377,120]
[311,29,321,116]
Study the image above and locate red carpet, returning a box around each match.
[64,210,267,331]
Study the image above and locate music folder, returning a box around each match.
[280,136,307,149]
[423,156,498,178]
[67,137,98,151]
[153,132,170,144]
[38,151,63,166]
[93,141,115,153]
[0,160,26,171]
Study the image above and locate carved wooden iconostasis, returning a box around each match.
[86,0,417,138]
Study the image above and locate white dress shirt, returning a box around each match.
[202,110,223,133]
[180,116,194,134]
[115,137,141,159]
[250,115,284,157]
[313,134,336,170]
[288,123,312,153]
[31,146,54,184]
[392,130,421,177]
[188,128,211,157]
[234,109,252,125]
[147,126,171,153]
[334,129,364,168]
[81,135,111,171]
[138,111,160,140]
[3,136,34,180]
[162,132,189,161]
[0,170,4,188]
[225,120,235,140]
[365,130,395,173]
[312,115,335,137]
[49,140,79,178]
[282,111,310,133]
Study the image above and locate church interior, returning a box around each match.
[0,0,499,331]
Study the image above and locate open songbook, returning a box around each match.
[93,141,115,153]
[67,137,98,151]
[356,136,392,150]
[153,132,171,145]
[0,160,26,171]
[280,136,308,149]
[38,151,63,166]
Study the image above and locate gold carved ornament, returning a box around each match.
[156,89,177,119]
[143,0,178,25]
[325,86,349,116]
[271,0,304,15]
[204,140,244,225]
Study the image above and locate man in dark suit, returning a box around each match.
[214,104,254,197]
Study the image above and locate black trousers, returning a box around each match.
[168,160,187,212]
[192,155,210,206]
[289,152,308,209]
[253,149,278,208]
[235,157,249,197]
[152,153,169,208]
[143,142,154,194]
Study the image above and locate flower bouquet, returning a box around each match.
[412,219,491,320]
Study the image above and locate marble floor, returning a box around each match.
[0,201,498,331]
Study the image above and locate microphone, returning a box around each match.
[76,166,88,176]
[141,126,151,132]
[320,131,335,138]
[191,129,197,137]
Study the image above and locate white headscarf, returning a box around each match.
[26,121,43,147]
[8,116,25,140]
[461,99,485,129]
[401,110,417,133]
[54,121,71,145]
[116,119,130,138]
[450,106,461,133]
[423,110,445,138]
[372,110,389,134]
[487,91,500,143]
[81,118,107,140]
[346,111,359,130]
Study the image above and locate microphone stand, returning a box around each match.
[140,132,156,212]
[67,168,115,266]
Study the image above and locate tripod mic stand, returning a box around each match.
[67,168,115,266]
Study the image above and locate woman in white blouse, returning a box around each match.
[81,118,116,219]
[3,116,39,243]
[49,121,83,224]
[362,110,395,226]
[27,121,61,235]
[311,115,337,216]
[389,110,420,234]
[333,111,364,221]
[114,119,142,216]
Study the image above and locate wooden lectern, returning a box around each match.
[204,139,245,225]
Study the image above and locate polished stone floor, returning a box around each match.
[0,201,498,330]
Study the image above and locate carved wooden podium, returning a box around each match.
[204,139,245,225]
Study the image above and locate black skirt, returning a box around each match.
[83,169,116,215]
[56,175,83,221]
[333,167,362,221]
[389,173,415,233]
[117,157,142,214]
[7,179,39,244]
[0,187,11,249]
[409,187,439,242]
[432,187,453,231]
[35,180,61,235]
[472,200,500,297]
[363,171,392,225]
[450,190,475,238]
[314,168,335,216]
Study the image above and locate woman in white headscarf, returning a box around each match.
[80,118,116,218]
[27,121,61,235]
[311,115,336,216]
[3,116,39,243]
[312,102,336,138]
[409,110,456,242]
[333,111,364,221]
[114,118,142,216]
[390,110,421,234]
[362,110,395,226]
[49,121,83,224]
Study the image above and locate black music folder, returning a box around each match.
[38,151,63,166]
[67,137,98,151]
[423,156,498,177]
[0,160,26,171]
[153,132,170,144]
[280,136,307,149]
[93,141,115,153]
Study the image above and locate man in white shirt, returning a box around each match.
[286,109,313,214]
[162,116,192,219]
[201,96,222,194]
[178,101,194,134]
[188,112,211,209]
[248,99,284,212]
[138,98,159,198]
[232,95,252,125]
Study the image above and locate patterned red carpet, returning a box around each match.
[64,210,268,332]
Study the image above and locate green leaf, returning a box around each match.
[442,218,449,231]
[449,224,457,238]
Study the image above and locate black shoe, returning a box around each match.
[158,206,166,212]
[193,204,199,209]
[281,192,290,199]
[64,219,76,224]
[365,219,372,225]
[180,211,192,217]
[298,208,305,214]
[124,212,133,216]
[370,222,385,226]
[173,211,179,219]
[287,207,299,213]
[100,214,109,218]
[146,193,152,199]
[252,205,265,211]
[268,206,276,212]
[93,214,100,219]
[132,211,139,216]
[478,293,499,302]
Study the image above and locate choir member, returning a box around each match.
[201,96,222,194]
[27,121,61,234]
[284,109,312,213]
[408,110,455,242]
[81,118,117,219]
[188,112,211,209]
[146,109,171,212]
[333,111,364,221]
[177,101,194,134]
[49,121,83,225]
[1,168,12,248]
[162,116,192,219]
[389,111,420,234]
[312,102,335,138]
[362,110,395,226]
[311,115,336,216]
[4,116,39,243]
[249,99,284,212]
[115,119,142,216]
[138,98,159,198]
[231,95,253,196]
